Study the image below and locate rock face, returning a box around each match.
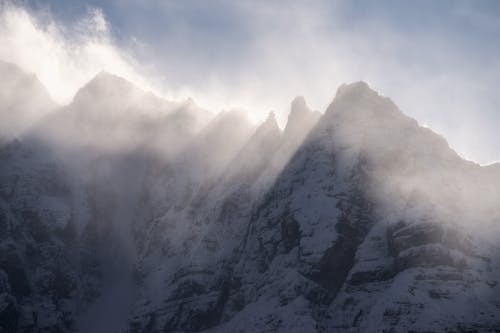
[0,66,499,332]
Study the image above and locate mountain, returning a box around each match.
[0,62,56,140]
[205,82,500,332]
[0,71,499,332]
[32,71,210,155]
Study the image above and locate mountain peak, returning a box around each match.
[263,111,278,127]
[325,81,399,120]
[72,71,142,105]
[290,96,308,114]
[253,111,280,140]
[92,70,126,83]
[335,81,374,99]
[83,71,134,91]
[0,61,56,137]
[284,96,320,139]
[225,110,282,182]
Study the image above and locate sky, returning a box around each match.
[1,0,499,164]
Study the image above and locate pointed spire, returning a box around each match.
[284,96,320,138]
[290,96,309,115]
[263,110,278,126]
[251,111,280,140]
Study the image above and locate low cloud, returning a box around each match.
[0,2,153,104]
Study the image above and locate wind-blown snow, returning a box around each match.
[0,64,499,332]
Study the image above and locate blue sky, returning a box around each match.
[3,0,500,164]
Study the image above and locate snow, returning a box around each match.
[1,70,499,332]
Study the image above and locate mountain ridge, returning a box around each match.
[0,61,57,139]
[0,66,499,332]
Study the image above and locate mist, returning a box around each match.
[2,1,500,163]
[1,1,499,333]
[0,3,154,104]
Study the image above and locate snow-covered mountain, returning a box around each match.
[0,63,499,332]
[0,61,56,141]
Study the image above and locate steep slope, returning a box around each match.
[129,105,321,332]
[0,73,211,333]
[130,110,260,332]
[256,96,321,189]
[0,138,103,332]
[210,82,500,332]
[1,73,499,333]
[321,83,500,332]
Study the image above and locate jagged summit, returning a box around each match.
[0,61,55,106]
[0,61,56,138]
[328,81,396,116]
[65,71,190,125]
[335,80,372,97]
[72,71,143,105]
[284,96,320,139]
[223,110,282,183]
[290,96,308,114]
[259,111,279,132]
[249,110,281,148]
[322,81,407,130]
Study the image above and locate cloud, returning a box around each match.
[1,1,499,164]
[0,2,153,104]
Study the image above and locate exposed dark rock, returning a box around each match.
[0,295,19,333]
[309,194,374,299]
[0,253,30,298]
[280,215,301,253]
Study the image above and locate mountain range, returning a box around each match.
[0,61,499,332]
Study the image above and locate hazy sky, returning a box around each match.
[2,0,500,164]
